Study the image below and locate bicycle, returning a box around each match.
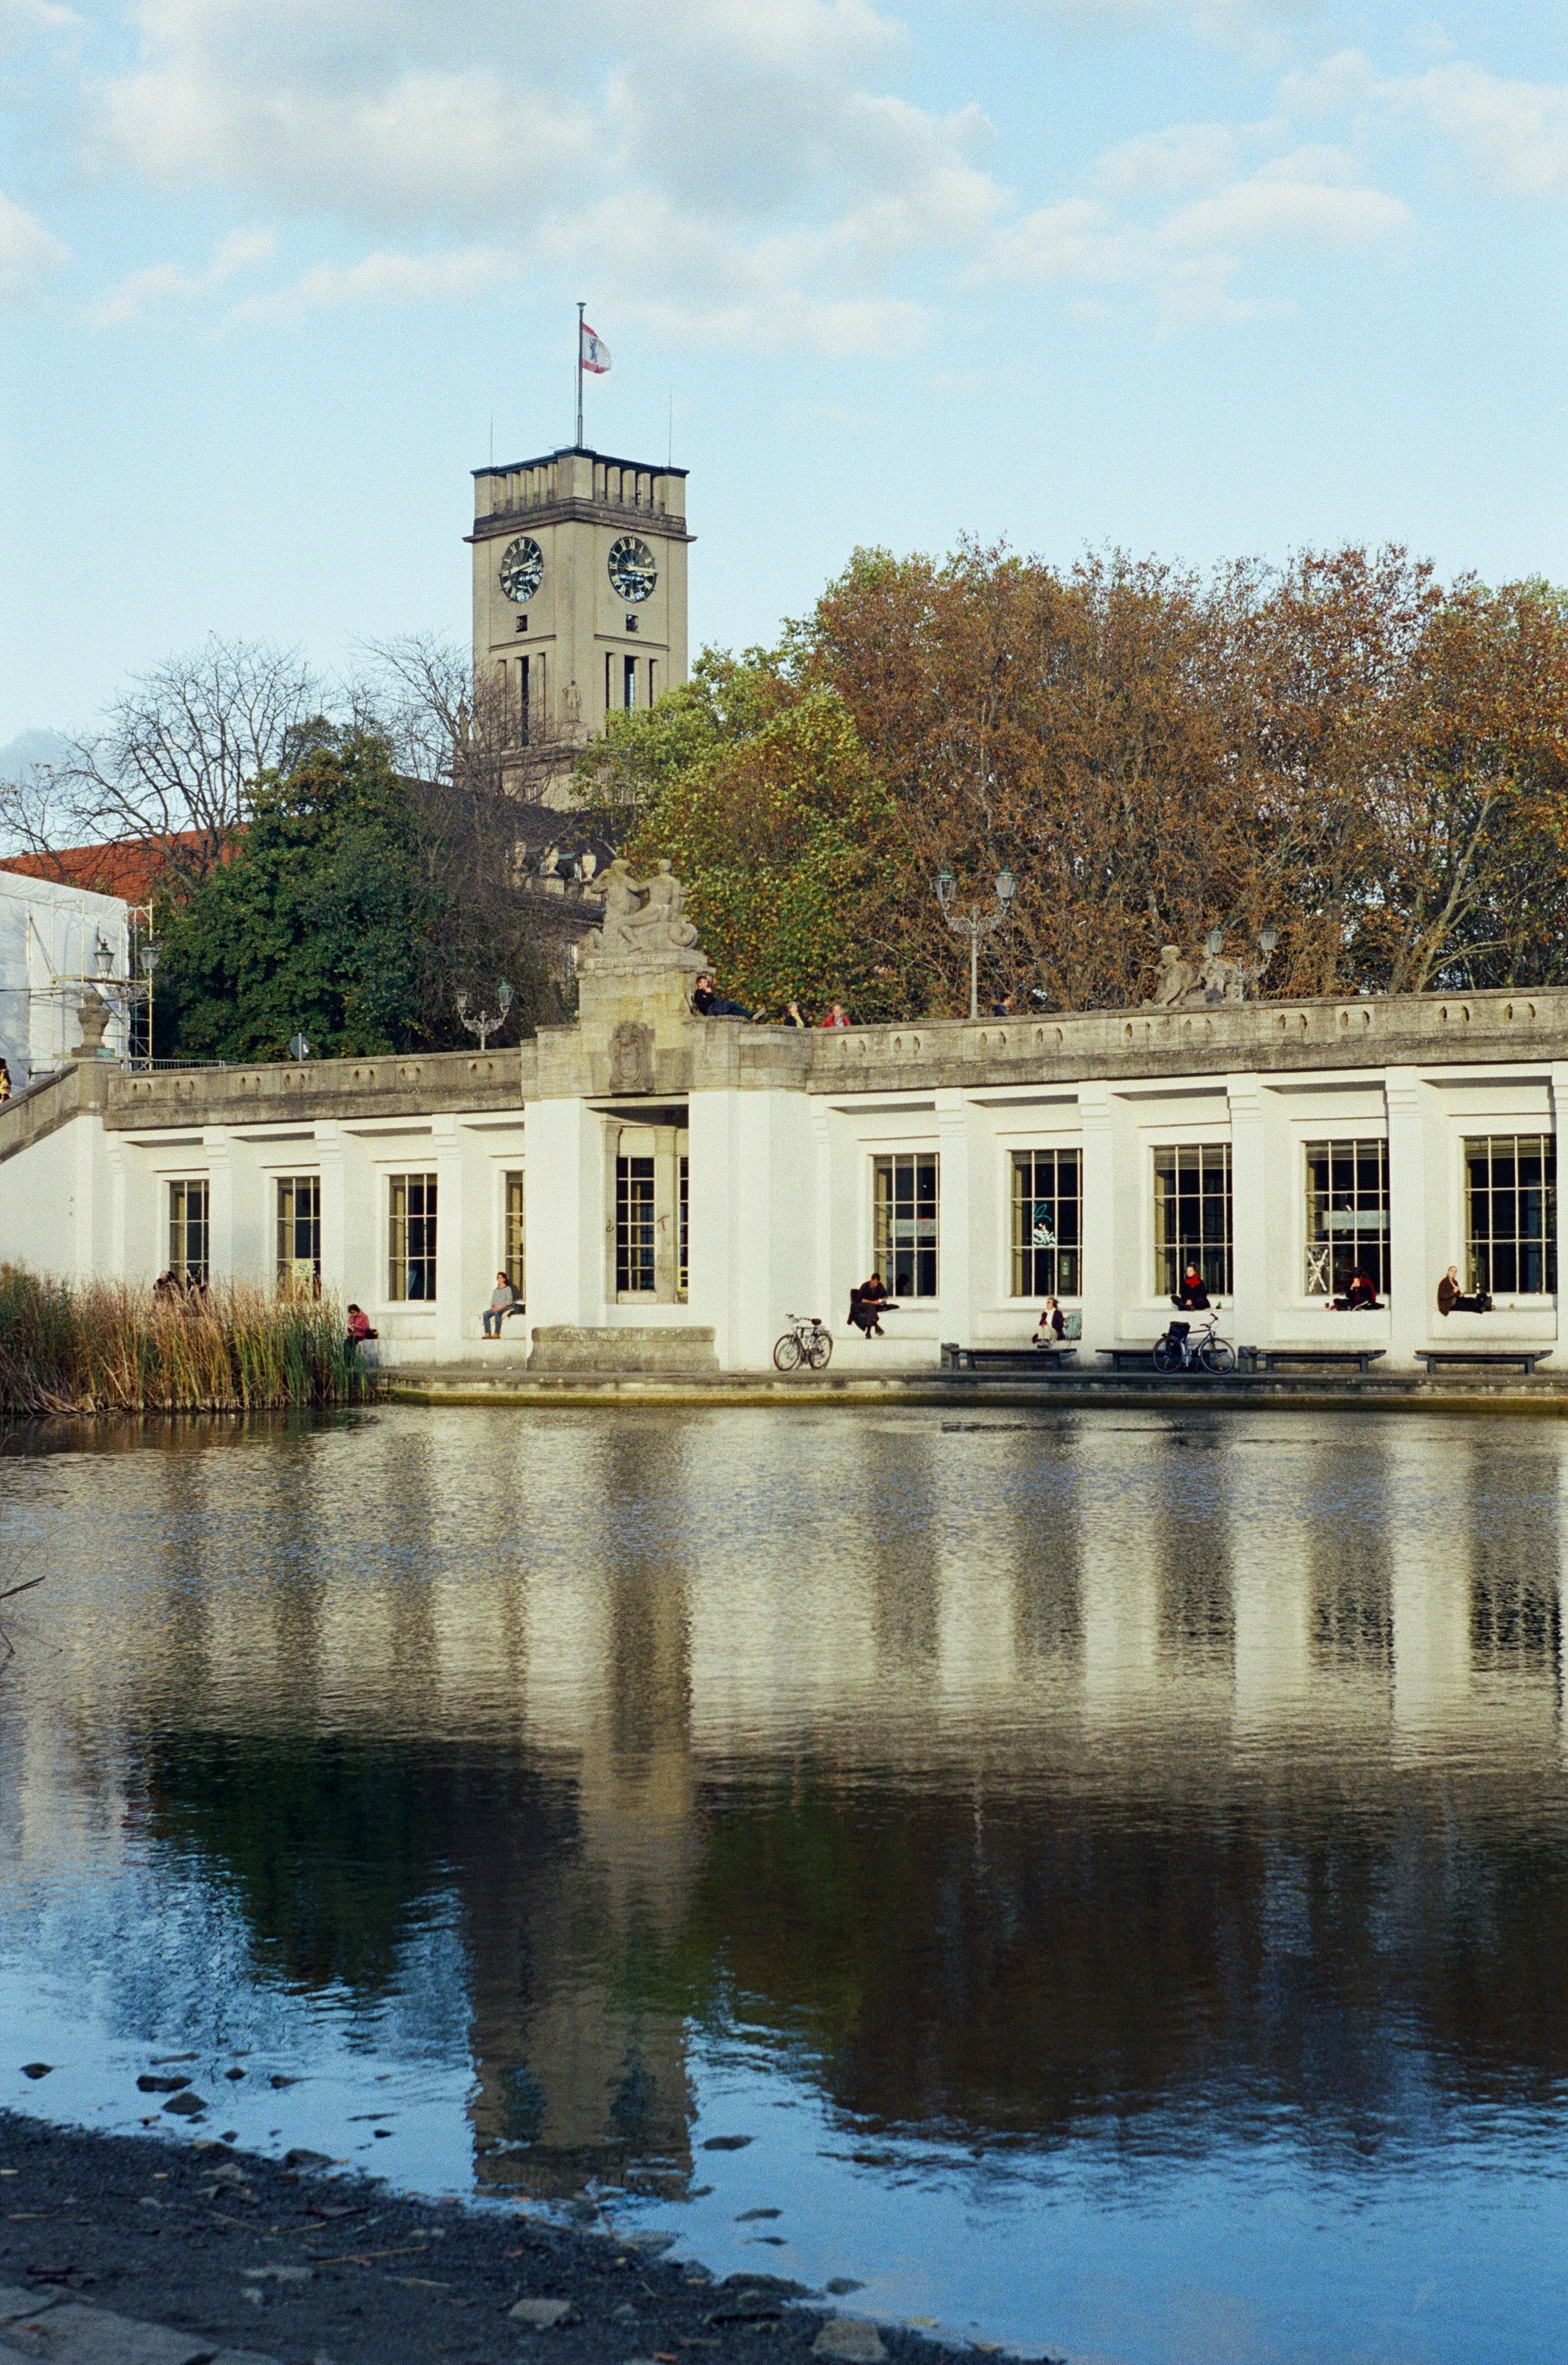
[1152,1311,1237,1375]
[773,1314,833,1371]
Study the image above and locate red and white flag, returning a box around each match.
[580,321,611,374]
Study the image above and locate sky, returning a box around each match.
[2,0,1567,754]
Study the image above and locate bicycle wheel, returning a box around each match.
[773,1331,803,1371]
[805,1328,833,1371]
[1152,1335,1183,1373]
[1200,1337,1237,1374]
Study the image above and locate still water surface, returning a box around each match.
[2,1405,1566,2362]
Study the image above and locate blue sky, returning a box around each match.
[2,0,1566,751]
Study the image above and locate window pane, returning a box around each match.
[617,1155,656,1293]
[1153,1144,1231,1297]
[1465,1136,1556,1296]
[1304,1139,1390,1296]
[388,1173,438,1301]
[873,1153,939,1299]
[277,1176,320,1294]
[1011,1149,1081,1297]
[503,1170,526,1297]
[168,1179,209,1287]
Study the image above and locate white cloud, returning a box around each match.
[0,0,75,55]
[224,245,512,326]
[970,132,1406,326]
[0,189,68,303]
[87,225,275,326]
[1285,47,1568,198]
[1093,122,1240,196]
[84,0,997,352]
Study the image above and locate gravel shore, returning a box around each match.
[0,2113,998,2365]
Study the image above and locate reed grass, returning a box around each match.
[0,1265,377,1417]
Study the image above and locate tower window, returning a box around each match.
[624,654,637,709]
[515,612,528,632]
[625,611,639,632]
[605,651,612,713]
[519,655,530,747]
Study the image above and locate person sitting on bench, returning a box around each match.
[849,1273,891,1336]
[1437,1264,1492,1315]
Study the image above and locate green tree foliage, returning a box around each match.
[577,652,893,1019]
[155,730,441,1060]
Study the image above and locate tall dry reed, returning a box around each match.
[0,1265,376,1416]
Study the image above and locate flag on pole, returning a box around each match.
[580,321,611,374]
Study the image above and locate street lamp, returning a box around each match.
[93,933,115,977]
[936,868,1018,1021]
[456,979,513,1051]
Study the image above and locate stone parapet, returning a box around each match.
[0,1060,113,1168]
[799,985,1568,1094]
[98,1046,533,1133]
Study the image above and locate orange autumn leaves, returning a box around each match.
[583,544,1568,1021]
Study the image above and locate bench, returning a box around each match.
[941,1343,1077,1372]
[1249,1346,1387,1374]
[1097,1346,1158,1370]
[1414,1347,1554,1376]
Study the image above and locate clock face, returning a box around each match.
[608,534,657,604]
[499,536,544,604]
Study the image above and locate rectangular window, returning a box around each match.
[1304,1139,1390,1297]
[519,654,530,746]
[168,1179,209,1285]
[1153,1143,1232,1297]
[605,651,612,715]
[679,1153,689,1299]
[1466,1135,1557,1295]
[1011,1149,1081,1297]
[623,653,637,710]
[388,1172,438,1302]
[503,1170,526,1298]
[874,1152,939,1299]
[648,659,657,705]
[276,1175,321,1296]
[616,1154,656,1293]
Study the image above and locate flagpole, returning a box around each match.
[576,300,585,449]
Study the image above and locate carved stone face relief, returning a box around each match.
[608,1020,655,1093]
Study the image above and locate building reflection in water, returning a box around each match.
[2,1405,1566,2200]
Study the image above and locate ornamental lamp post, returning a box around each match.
[138,940,159,1068]
[936,867,1017,1021]
[456,979,513,1053]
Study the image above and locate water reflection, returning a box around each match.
[2,1406,1568,2358]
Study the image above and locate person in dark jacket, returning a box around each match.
[692,974,753,1019]
[1168,1263,1210,1346]
[849,1273,891,1336]
[1437,1265,1492,1315]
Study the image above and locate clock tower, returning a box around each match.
[469,444,691,799]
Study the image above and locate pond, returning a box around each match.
[2,1404,1566,2363]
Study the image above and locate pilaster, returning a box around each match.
[1226,1074,1267,1352]
[432,1114,464,1356]
[1078,1083,1115,1355]
[936,1090,972,1346]
[1384,1065,1427,1368]
[1551,1063,1568,1351]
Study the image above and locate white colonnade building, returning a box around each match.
[1,888,1565,1375]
